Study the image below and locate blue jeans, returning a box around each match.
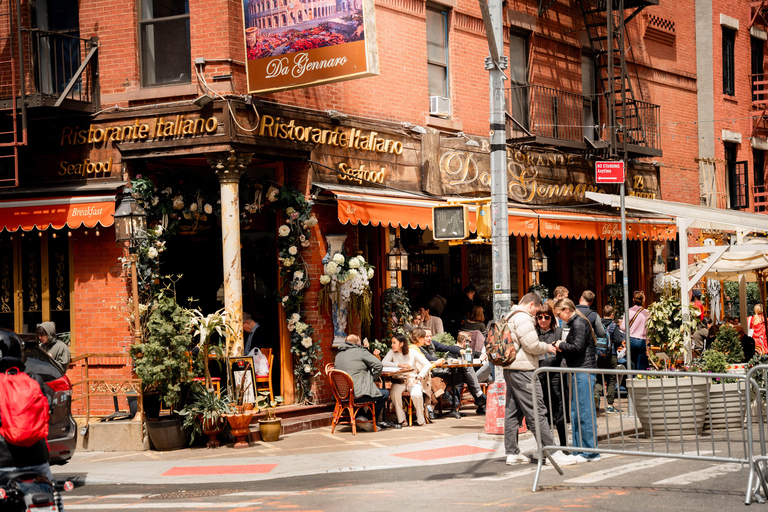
[629,337,648,371]
[570,373,598,458]
[0,462,53,482]
[358,388,389,423]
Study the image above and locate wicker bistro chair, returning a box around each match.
[328,369,377,435]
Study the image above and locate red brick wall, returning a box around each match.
[69,226,133,416]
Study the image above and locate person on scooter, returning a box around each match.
[0,331,53,481]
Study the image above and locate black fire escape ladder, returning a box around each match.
[0,0,27,187]
[579,0,647,159]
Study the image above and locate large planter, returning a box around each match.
[200,417,224,448]
[628,376,709,437]
[224,413,254,448]
[706,381,748,432]
[146,416,190,451]
[259,418,282,442]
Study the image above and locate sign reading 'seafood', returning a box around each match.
[241,0,379,93]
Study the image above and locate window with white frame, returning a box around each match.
[140,0,191,87]
[427,6,449,99]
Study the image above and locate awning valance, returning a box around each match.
[536,211,677,241]
[0,195,116,232]
[333,191,539,236]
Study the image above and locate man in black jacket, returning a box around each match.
[0,332,53,482]
[576,291,606,339]
[594,305,623,414]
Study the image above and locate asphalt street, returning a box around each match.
[60,449,752,511]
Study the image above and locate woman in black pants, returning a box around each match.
[535,303,568,449]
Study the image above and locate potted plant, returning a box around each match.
[223,362,255,448]
[687,351,746,432]
[256,390,284,442]
[710,324,745,365]
[130,287,194,451]
[187,306,234,390]
[179,382,233,448]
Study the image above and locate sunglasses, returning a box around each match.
[536,314,552,319]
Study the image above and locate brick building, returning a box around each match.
[0,0,730,421]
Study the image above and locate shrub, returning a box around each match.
[711,324,745,364]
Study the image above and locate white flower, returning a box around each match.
[367,268,374,279]
[278,225,290,237]
[289,313,300,323]
[294,271,304,280]
[287,323,295,331]
[301,337,312,348]
[161,187,173,195]
[326,261,339,274]
[333,253,345,264]
[301,241,310,247]
[281,296,289,304]
[304,214,318,227]
[356,255,366,265]
[292,281,304,291]
[288,246,298,255]
[267,186,280,202]
[303,364,311,373]
[189,203,198,212]
[349,258,360,269]
[151,196,159,206]
[320,275,331,285]
[299,235,306,242]
[296,322,307,334]
[283,257,295,267]
[204,203,213,214]
[286,207,296,215]
[147,247,158,259]
[172,195,184,210]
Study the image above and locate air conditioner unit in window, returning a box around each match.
[429,96,451,118]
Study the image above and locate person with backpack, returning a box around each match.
[575,291,606,344]
[0,331,53,481]
[594,305,623,414]
[553,298,600,463]
[501,292,575,466]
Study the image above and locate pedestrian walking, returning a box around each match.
[618,291,650,371]
[594,305,622,414]
[534,302,567,449]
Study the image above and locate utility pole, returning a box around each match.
[479,0,510,322]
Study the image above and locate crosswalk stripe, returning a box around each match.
[476,465,554,481]
[565,457,676,484]
[652,463,743,485]
[62,502,262,510]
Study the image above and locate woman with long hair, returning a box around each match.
[382,333,431,426]
[750,304,767,355]
[534,302,567,449]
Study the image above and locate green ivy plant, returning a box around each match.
[381,287,412,341]
[130,285,194,411]
[646,294,699,368]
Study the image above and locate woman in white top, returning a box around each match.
[382,334,431,426]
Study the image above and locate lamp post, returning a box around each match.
[114,194,148,345]
[387,237,409,272]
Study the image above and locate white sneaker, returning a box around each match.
[548,450,578,466]
[506,453,530,465]
[571,455,590,463]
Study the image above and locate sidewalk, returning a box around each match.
[53,404,635,486]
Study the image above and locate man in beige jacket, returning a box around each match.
[503,293,574,466]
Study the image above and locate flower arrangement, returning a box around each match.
[318,252,374,329]
[268,185,320,404]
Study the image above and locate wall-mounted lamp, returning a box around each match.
[387,237,409,272]
[606,242,624,272]
[529,242,548,273]
[326,109,348,120]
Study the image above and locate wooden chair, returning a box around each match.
[255,348,274,402]
[328,369,377,435]
[401,390,414,426]
[324,362,335,375]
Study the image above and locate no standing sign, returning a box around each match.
[595,161,625,183]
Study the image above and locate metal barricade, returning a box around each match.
[529,366,767,504]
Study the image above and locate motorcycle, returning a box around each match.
[0,471,73,512]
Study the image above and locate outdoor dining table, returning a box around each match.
[436,360,483,419]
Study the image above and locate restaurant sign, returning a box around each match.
[426,136,660,206]
[242,0,379,93]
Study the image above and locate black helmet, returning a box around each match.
[0,330,24,361]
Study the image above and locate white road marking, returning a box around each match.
[565,457,677,483]
[476,465,554,481]
[62,502,261,510]
[63,495,147,500]
[652,463,743,485]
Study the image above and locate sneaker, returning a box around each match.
[606,405,619,414]
[548,450,578,466]
[427,406,435,421]
[572,454,602,463]
[506,453,530,465]
[475,393,487,407]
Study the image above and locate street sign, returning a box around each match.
[596,161,625,183]
[432,205,469,240]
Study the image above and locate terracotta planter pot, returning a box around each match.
[627,376,709,437]
[200,417,224,448]
[259,418,282,442]
[224,413,254,448]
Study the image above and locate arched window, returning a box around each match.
[298,10,303,21]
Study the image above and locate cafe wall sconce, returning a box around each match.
[606,241,624,273]
[529,241,548,273]
[387,237,409,272]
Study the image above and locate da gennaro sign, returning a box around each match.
[241,0,379,93]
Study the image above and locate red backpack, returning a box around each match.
[0,368,50,447]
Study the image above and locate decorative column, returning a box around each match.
[208,150,253,357]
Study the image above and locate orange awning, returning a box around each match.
[537,212,677,241]
[335,191,539,236]
[0,195,116,232]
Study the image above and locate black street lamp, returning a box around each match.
[387,237,408,272]
[114,193,148,346]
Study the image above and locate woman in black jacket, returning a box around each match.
[553,298,600,463]
[535,302,567,449]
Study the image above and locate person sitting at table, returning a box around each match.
[416,328,487,418]
[457,331,493,385]
[382,333,431,426]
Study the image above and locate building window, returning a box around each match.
[723,27,735,96]
[140,0,191,87]
[427,6,449,99]
[508,33,529,135]
[726,143,748,209]
[753,37,764,102]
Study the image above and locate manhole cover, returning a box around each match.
[144,489,238,500]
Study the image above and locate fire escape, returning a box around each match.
[0,0,99,188]
[507,0,661,160]
[751,0,768,211]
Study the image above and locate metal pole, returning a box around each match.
[620,182,631,370]
[130,252,141,346]
[486,0,510,322]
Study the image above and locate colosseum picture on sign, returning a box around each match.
[241,0,378,93]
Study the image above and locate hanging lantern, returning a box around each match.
[529,242,548,273]
[387,237,408,272]
[114,194,148,247]
[607,243,624,272]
